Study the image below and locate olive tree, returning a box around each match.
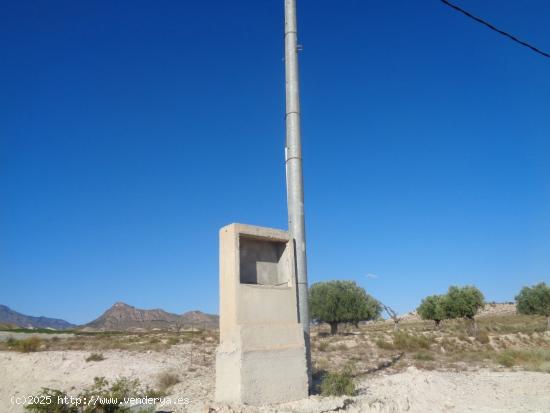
[417,295,446,328]
[441,286,484,335]
[417,286,484,334]
[442,286,484,319]
[515,282,550,331]
[309,280,381,335]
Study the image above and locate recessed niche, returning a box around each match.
[239,236,289,286]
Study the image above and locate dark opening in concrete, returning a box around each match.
[239,236,288,286]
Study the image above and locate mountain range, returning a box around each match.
[0,303,218,331]
[0,304,76,330]
[83,302,219,331]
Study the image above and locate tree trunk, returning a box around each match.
[330,322,338,335]
[467,317,478,336]
[547,316,550,331]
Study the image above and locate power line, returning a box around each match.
[440,0,550,59]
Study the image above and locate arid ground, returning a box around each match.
[1,304,549,413]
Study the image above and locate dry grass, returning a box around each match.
[310,314,550,375]
[393,332,434,351]
[475,331,490,344]
[85,352,105,362]
[495,349,550,372]
[0,329,219,353]
[413,351,435,361]
[373,332,433,352]
[157,372,181,392]
[6,336,43,352]
[2,313,548,378]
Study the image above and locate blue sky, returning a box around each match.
[1,1,549,324]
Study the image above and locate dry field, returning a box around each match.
[1,310,549,412]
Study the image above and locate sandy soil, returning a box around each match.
[0,344,213,413]
[1,347,549,413]
[206,367,550,413]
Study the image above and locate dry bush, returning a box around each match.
[11,336,43,352]
[448,350,493,365]
[314,357,329,369]
[392,332,433,351]
[317,341,329,352]
[413,352,435,361]
[496,348,550,371]
[375,339,394,350]
[475,331,490,344]
[480,314,547,335]
[167,337,179,345]
[440,338,462,353]
[157,372,181,392]
[85,353,105,362]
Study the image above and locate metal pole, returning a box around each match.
[284,0,311,381]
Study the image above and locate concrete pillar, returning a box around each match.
[215,224,309,405]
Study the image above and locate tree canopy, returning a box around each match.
[417,294,446,326]
[442,286,485,320]
[516,283,550,323]
[309,280,381,334]
[417,286,485,327]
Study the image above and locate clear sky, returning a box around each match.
[1,1,549,324]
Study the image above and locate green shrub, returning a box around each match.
[496,351,516,367]
[79,376,161,412]
[15,337,43,353]
[24,382,158,413]
[25,388,78,413]
[320,369,355,396]
[516,283,550,330]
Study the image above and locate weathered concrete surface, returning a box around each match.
[215,224,308,405]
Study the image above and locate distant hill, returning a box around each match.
[180,310,219,329]
[83,302,218,331]
[0,305,75,330]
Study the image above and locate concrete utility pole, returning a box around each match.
[284,0,310,373]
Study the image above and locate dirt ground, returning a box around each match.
[1,348,549,413]
[1,311,549,413]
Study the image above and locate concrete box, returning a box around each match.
[215,224,309,405]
